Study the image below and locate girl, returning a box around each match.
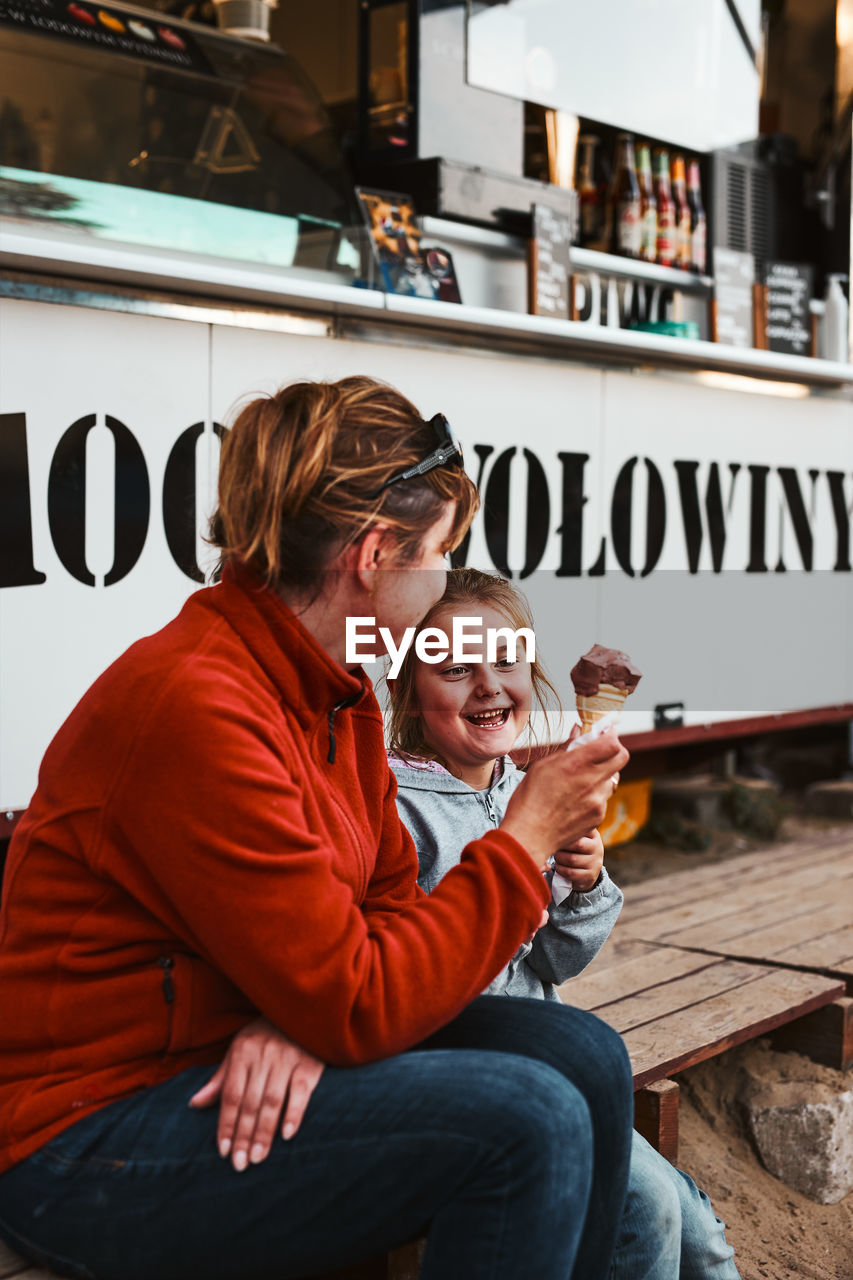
[0,379,632,1280]
[388,566,741,1280]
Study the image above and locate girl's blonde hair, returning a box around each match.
[386,566,562,764]
[210,376,479,592]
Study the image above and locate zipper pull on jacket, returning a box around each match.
[157,956,175,1004]
[326,683,366,763]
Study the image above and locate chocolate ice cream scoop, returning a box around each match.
[570,644,643,697]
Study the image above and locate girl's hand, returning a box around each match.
[189,1018,324,1172]
[553,829,604,893]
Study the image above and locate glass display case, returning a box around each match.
[0,0,359,274]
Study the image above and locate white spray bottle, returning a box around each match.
[822,274,849,363]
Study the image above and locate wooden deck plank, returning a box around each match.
[587,936,656,969]
[617,969,845,1089]
[576,831,853,1089]
[561,945,718,1012]
[746,926,853,973]
[655,882,853,952]
[619,833,852,913]
[624,847,853,925]
[590,960,772,1034]
[619,838,826,907]
[620,856,853,942]
[688,899,853,958]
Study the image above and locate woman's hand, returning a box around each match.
[189,1018,324,1172]
[553,829,604,893]
[500,732,629,870]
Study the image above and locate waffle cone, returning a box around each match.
[575,684,628,734]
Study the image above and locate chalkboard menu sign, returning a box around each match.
[712,248,754,348]
[529,204,571,319]
[765,261,814,356]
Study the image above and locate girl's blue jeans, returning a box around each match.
[612,1130,741,1280]
[0,996,633,1280]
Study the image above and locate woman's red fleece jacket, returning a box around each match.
[0,566,549,1172]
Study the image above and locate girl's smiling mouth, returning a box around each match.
[464,708,511,728]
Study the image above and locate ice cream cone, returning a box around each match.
[575,683,627,734]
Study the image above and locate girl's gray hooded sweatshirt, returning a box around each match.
[391,756,623,1002]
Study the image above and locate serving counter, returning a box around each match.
[2,5,852,816]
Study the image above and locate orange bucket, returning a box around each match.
[599,778,652,847]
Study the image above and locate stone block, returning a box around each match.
[652,774,777,829]
[747,1082,853,1204]
[803,779,853,821]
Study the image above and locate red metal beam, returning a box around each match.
[515,704,853,776]
[622,704,853,754]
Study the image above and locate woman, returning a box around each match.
[0,377,632,1280]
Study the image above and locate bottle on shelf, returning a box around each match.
[576,134,601,248]
[686,158,707,274]
[636,144,657,264]
[822,275,849,363]
[652,148,676,269]
[610,132,642,259]
[670,154,692,271]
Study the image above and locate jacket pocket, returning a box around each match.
[156,953,196,1054]
[155,952,253,1055]
[156,954,177,1052]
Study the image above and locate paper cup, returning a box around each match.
[212,0,277,42]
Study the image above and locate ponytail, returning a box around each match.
[211,376,478,593]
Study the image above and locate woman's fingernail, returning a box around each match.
[283,1122,296,1140]
[219,1138,231,1158]
[250,1143,265,1164]
[233,1149,248,1171]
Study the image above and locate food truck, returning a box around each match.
[2,0,852,832]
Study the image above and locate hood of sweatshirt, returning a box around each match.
[389,755,521,796]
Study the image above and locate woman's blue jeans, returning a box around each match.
[0,997,633,1280]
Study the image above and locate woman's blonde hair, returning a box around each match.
[386,566,562,763]
[210,376,479,591]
